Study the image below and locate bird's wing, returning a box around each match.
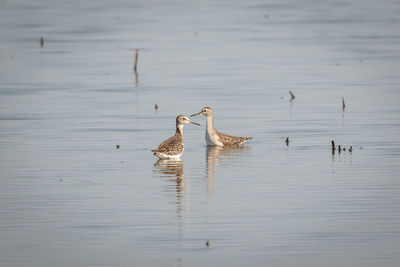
[217,131,252,145]
[154,135,183,155]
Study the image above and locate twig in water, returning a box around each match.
[135,71,139,87]
[134,48,139,72]
[331,140,336,155]
[342,97,346,111]
[130,48,143,72]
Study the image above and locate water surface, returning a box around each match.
[1,0,400,266]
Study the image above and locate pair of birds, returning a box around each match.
[152,107,252,159]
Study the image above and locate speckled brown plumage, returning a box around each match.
[152,133,184,156]
[216,130,253,146]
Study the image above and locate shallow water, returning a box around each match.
[1,0,400,266]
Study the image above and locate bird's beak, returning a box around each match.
[189,119,200,126]
[190,111,203,117]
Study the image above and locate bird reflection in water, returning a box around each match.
[205,145,250,194]
[154,159,185,229]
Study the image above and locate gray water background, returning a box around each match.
[1,0,400,266]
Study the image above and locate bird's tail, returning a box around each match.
[239,137,253,144]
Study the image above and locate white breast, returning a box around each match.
[205,130,223,146]
[155,151,183,159]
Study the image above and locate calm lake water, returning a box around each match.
[1,0,400,266]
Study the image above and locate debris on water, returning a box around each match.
[342,97,346,111]
[285,137,289,146]
[360,146,363,149]
[59,179,63,182]
[264,14,269,19]
[331,142,355,154]
[40,37,44,47]
[206,240,210,248]
[116,145,120,149]
[155,104,158,110]
[289,90,295,101]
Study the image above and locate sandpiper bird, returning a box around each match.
[152,115,200,159]
[191,106,252,146]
